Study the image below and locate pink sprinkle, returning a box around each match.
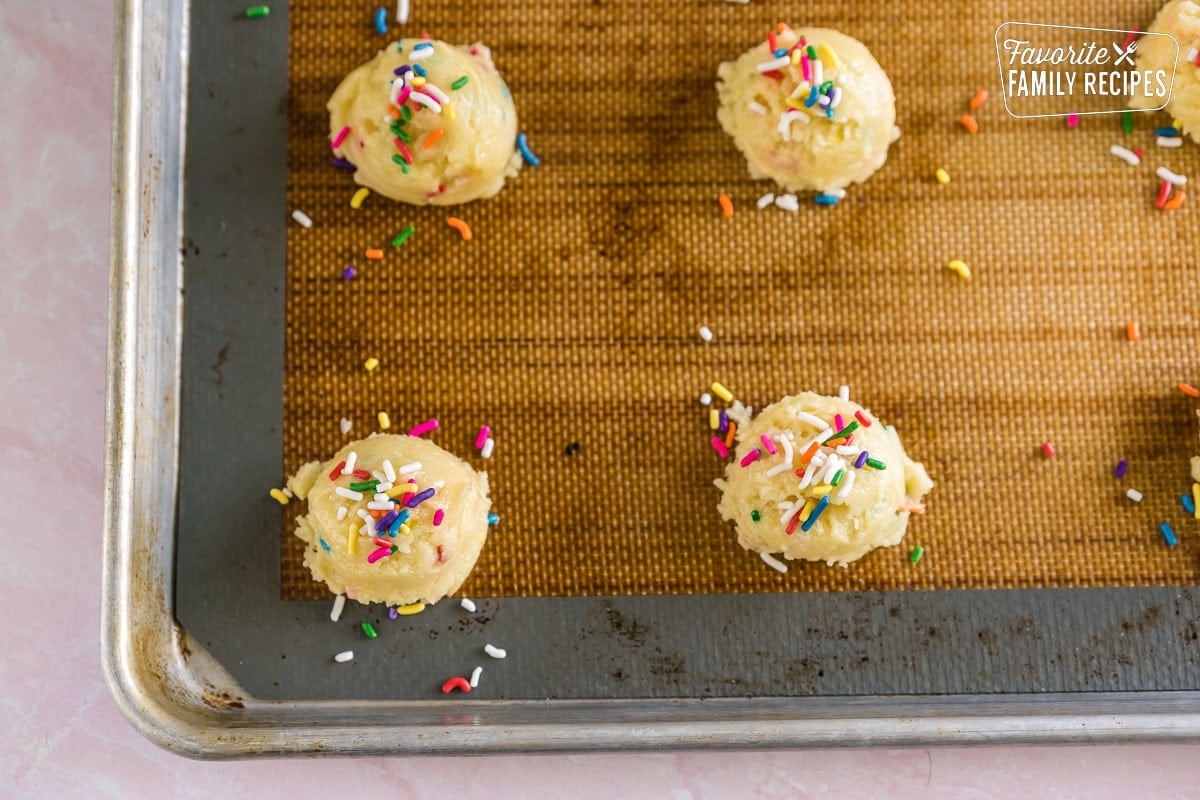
[1066,113,1079,128]
[740,449,762,467]
[409,419,439,437]
[403,493,414,505]
[710,437,730,458]
[759,435,777,455]
[367,546,392,564]
[433,508,445,526]
[331,125,350,149]
[800,55,811,82]
[1042,442,1056,459]
[475,426,491,450]
[395,84,412,107]
[834,414,845,431]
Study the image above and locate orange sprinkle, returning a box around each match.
[365,248,384,260]
[724,423,736,448]
[423,127,445,148]
[799,441,821,465]
[1180,383,1200,398]
[446,217,473,241]
[718,193,734,218]
[369,510,391,519]
[1126,322,1141,342]
[969,89,988,110]
[898,499,927,514]
[823,437,848,448]
[959,114,979,134]
[1163,190,1187,211]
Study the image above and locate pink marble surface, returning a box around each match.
[2,0,1200,797]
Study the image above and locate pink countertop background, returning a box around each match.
[3,1,1200,796]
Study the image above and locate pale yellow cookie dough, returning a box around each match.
[716,392,932,567]
[329,38,521,205]
[288,434,491,605]
[1130,0,1198,140]
[716,26,898,192]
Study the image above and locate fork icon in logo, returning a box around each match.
[1113,40,1138,66]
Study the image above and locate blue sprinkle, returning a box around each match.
[1159,522,1178,547]
[814,193,839,206]
[375,509,399,532]
[825,107,834,119]
[413,41,434,50]
[1155,126,1180,137]
[1114,459,1128,478]
[412,63,428,77]
[487,513,500,526]
[1184,494,1196,515]
[800,496,830,532]
[331,157,356,170]
[374,6,387,35]
[388,508,410,536]
[773,48,788,58]
[516,132,540,166]
[804,85,820,108]
[319,537,331,552]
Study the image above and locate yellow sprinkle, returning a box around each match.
[809,485,833,497]
[790,49,802,66]
[709,408,720,430]
[385,484,410,498]
[412,76,427,87]
[398,522,412,537]
[396,602,426,615]
[817,43,841,70]
[798,499,816,522]
[378,411,391,430]
[364,357,380,371]
[444,102,455,121]
[350,187,370,209]
[935,168,951,184]
[269,489,289,505]
[1193,483,1200,519]
[786,97,806,110]
[946,259,972,280]
[347,523,358,555]
[711,381,734,402]
[1173,118,1183,131]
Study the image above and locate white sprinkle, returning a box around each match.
[334,650,355,663]
[699,392,713,406]
[829,188,847,199]
[1126,488,1144,503]
[775,501,793,510]
[410,90,442,112]
[383,459,396,483]
[811,59,823,88]
[774,193,800,212]
[330,594,346,622]
[282,487,293,498]
[698,325,714,342]
[819,454,844,485]
[796,459,819,490]
[376,482,394,492]
[756,192,776,209]
[835,444,861,456]
[484,643,507,659]
[835,469,856,502]
[371,470,385,482]
[726,0,751,4]
[342,451,358,475]
[780,498,807,525]
[336,506,349,521]
[359,523,371,535]
[756,56,791,73]
[1157,135,1183,148]
[818,94,831,108]
[389,77,410,106]
[335,487,364,501]
[1157,166,1187,186]
[481,438,496,459]
[796,411,830,431]
[838,385,850,402]
[461,597,477,613]
[291,209,313,228]
[398,462,422,474]
[1190,47,1199,63]
[747,100,767,115]
[470,666,483,687]
[373,493,389,503]
[790,82,811,99]
[760,552,789,573]
[409,47,435,62]
[339,417,353,435]
[422,83,450,105]
[765,435,795,477]
[829,87,843,109]
[777,110,808,142]
[356,508,369,519]
[396,0,410,24]
[1109,145,1140,166]
[367,500,394,510]
[810,450,828,468]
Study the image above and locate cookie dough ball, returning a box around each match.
[716,392,932,567]
[716,26,899,192]
[288,434,491,606]
[1130,0,1200,140]
[329,38,520,205]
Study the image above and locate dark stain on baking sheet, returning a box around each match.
[173,0,1200,701]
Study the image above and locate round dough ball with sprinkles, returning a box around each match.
[1130,0,1200,141]
[329,38,520,205]
[716,25,898,193]
[287,434,491,606]
[715,392,932,567]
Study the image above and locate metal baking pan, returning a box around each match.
[102,0,1200,757]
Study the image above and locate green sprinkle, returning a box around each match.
[806,45,817,60]
[391,154,410,173]
[361,621,378,639]
[822,420,859,444]
[831,469,844,487]
[244,4,270,17]
[750,509,761,522]
[391,224,415,248]
[349,480,379,492]
[865,457,887,470]
[819,80,834,94]
[451,75,470,90]
[390,120,406,135]
[394,127,411,142]
[401,105,412,122]
[1122,110,1133,135]
[396,43,404,52]
[910,546,924,564]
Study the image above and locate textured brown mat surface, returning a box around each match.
[283,0,1200,599]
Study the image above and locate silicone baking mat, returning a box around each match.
[282,0,1200,599]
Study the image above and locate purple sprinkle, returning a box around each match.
[1114,459,1128,478]
[718,410,729,434]
[406,487,436,508]
[388,606,399,620]
[342,266,357,280]
[394,64,412,76]
[331,157,356,170]
[375,510,399,531]
[854,451,869,469]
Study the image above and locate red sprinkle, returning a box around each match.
[436,544,447,563]
[328,460,346,481]
[767,31,777,51]
[854,411,872,427]
[1133,148,1145,160]
[433,508,445,526]
[1156,179,1173,209]
[761,69,784,80]
[740,449,762,467]
[785,512,801,535]
[395,140,413,164]
[353,469,371,479]
[1121,26,1140,51]
[1042,442,1056,458]
[441,676,471,694]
